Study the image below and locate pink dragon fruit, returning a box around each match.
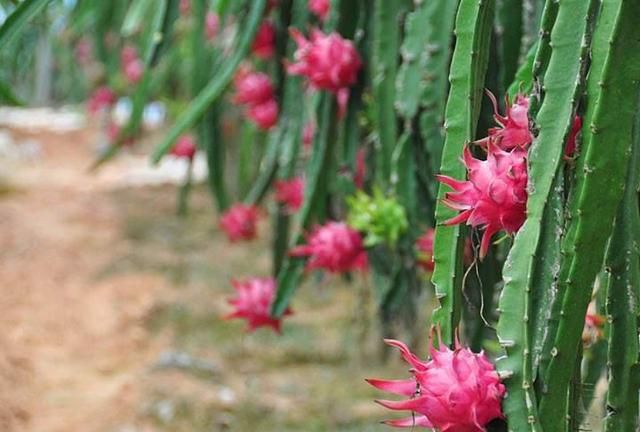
[274,177,305,213]
[582,301,605,346]
[219,204,260,242]
[437,147,528,258]
[287,29,361,116]
[120,45,138,66]
[120,45,144,83]
[124,59,144,84]
[416,229,436,273]
[247,99,279,130]
[564,115,582,160]
[290,221,368,273]
[232,68,274,106]
[476,92,532,151]
[308,0,330,21]
[205,12,219,42]
[170,135,197,159]
[251,21,276,60]
[232,67,279,129]
[179,0,191,15]
[75,38,92,64]
[87,86,115,115]
[367,332,505,431]
[224,277,290,333]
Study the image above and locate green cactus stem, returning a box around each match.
[371,0,403,185]
[538,1,640,430]
[418,0,459,176]
[602,97,640,432]
[431,0,495,346]
[496,0,522,92]
[495,0,596,429]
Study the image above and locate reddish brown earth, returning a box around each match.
[0,126,168,431]
[0,121,398,432]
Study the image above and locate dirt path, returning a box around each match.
[0,125,167,431]
[0,117,401,432]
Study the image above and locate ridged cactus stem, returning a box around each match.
[602,96,640,432]
[271,93,339,316]
[530,169,563,384]
[371,0,402,186]
[520,0,543,57]
[495,0,596,429]
[496,0,523,91]
[431,0,495,346]
[538,1,640,429]
[418,0,459,176]
[528,0,558,113]
[271,0,308,274]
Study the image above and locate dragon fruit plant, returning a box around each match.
[10,0,640,429]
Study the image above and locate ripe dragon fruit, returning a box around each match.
[437,147,528,258]
[476,92,532,151]
[120,45,138,66]
[416,228,436,273]
[582,301,605,346]
[219,204,260,242]
[224,277,290,333]
[564,115,582,160]
[251,21,276,60]
[287,28,361,116]
[246,99,279,130]
[290,221,368,273]
[75,38,92,64]
[232,67,279,130]
[233,68,275,106]
[274,177,305,213]
[87,86,115,115]
[367,332,505,431]
[205,12,219,42]
[179,0,191,15]
[170,134,197,159]
[308,0,330,21]
[124,59,144,84]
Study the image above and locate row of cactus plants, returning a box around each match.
[3,0,640,429]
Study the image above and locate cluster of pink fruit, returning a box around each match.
[364,96,537,432]
[232,65,279,130]
[120,45,144,85]
[223,0,363,333]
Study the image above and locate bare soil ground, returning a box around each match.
[0,121,408,431]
